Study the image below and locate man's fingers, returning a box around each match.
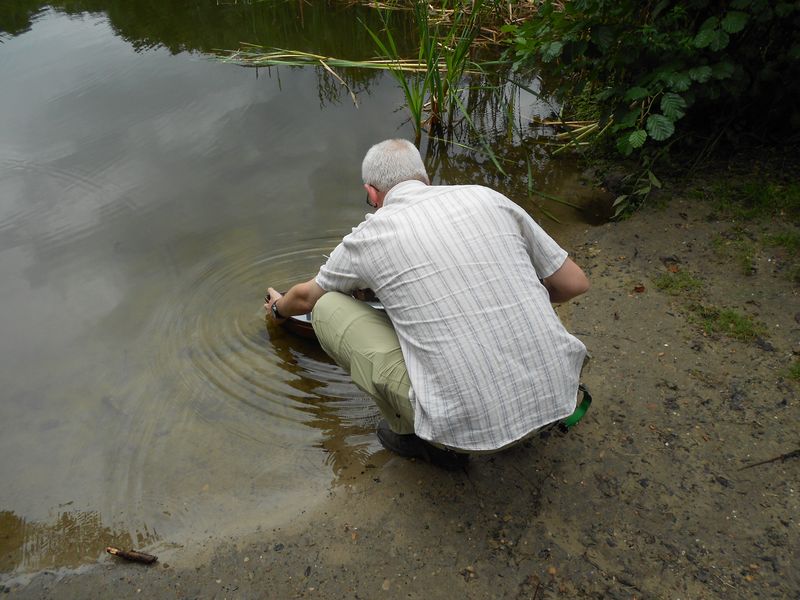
[265,287,282,306]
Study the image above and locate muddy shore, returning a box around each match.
[8,183,799,599]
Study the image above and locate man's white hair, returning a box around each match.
[361,139,430,192]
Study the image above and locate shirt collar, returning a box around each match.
[383,180,427,207]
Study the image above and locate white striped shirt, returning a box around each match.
[316,180,586,451]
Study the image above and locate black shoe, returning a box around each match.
[377,420,469,471]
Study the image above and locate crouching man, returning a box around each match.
[266,139,589,470]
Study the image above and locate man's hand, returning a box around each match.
[264,279,326,321]
[265,287,286,322]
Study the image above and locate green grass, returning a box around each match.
[712,223,800,280]
[689,304,767,342]
[712,180,800,222]
[711,228,758,275]
[735,241,757,274]
[764,229,800,283]
[764,230,800,256]
[788,360,800,381]
[653,270,703,295]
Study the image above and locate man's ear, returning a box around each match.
[364,183,379,208]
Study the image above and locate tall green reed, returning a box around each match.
[363,0,483,145]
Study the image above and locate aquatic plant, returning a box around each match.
[363,0,484,143]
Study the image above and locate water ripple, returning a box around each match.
[149,234,381,445]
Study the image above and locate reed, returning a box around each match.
[218,2,567,180]
[362,0,484,143]
[362,11,430,143]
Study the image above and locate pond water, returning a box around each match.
[0,1,606,579]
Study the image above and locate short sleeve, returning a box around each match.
[315,238,369,293]
[513,205,568,278]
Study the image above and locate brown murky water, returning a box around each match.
[0,2,607,581]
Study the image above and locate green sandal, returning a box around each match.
[559,384,592,432]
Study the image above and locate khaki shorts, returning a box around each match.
[312,292,416,435]
[312,292,560,453]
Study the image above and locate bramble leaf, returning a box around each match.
[688,65,713,82]
[694,28,716,48]
[616,135,634,156]
[711,61,735,79]
[613,108,640,130]
[722,11,749,33]
[664,71,692,92]
[541,41,563,62]
[710,29,730,51]
[699,16,720,31]
[624,87,649,101]
[660,92,687,120]
[646,114,675,141]
[629,129,647,148]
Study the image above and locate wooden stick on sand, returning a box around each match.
[106,546,158,565]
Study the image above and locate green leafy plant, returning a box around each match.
[611,165,663,218]
[505,0,800,215]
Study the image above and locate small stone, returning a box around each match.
[274,543,284,552]
[382,579,391,591]
[755,338,775,352]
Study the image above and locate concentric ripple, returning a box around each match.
[150,231,383,448]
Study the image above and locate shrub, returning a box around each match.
[506,0,800,157]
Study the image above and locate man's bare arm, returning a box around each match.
[265,278,326,320]
[543,258,589,303]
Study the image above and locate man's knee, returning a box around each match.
[311,291,349,324]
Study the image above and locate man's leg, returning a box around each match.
[312,292,415,434]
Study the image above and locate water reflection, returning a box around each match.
[0,509,155,574]
[0,1,606,581]
[0,0,409,58]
